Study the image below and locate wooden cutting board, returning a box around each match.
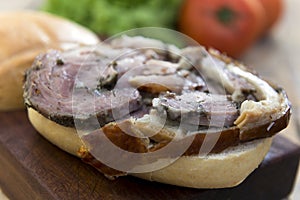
[0,110,299,200]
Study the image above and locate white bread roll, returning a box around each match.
[0,11,100,111]
[27,108,272,189]
[133,138,272,188]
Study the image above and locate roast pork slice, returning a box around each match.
[128,58,206,94]
[24,50,142,127]
[153,91,239,128]
[179,47,256,97]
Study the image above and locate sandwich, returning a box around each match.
[0,11,99,111]
[23,35,291,188]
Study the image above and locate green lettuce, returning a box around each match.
[43,0,183,35]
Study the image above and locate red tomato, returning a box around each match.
[178,0,266,57]
[259,0,283,33]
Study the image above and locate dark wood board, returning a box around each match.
[0,110,299,200]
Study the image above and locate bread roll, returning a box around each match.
[134,138,272,188]
[0,11,100,110]
[27,107,272,189]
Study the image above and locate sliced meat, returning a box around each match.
[153,91,239,128]
[180,47,256,98]
[110,35,181,61]
[129,74,187,94]
[203,55,255,95]
[110,35,167,49]
[72,88,142,128]
[178,46,208,71]
[128,59,206,94]
[129,73,205,94]
[114,54,147,77]
[24,50,142,127]
[109,49,163,78]
[141,59,178,75]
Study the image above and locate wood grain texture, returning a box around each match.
[0,111,299,200]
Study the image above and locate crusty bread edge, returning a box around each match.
[28,107,272,189]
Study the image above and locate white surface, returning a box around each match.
[0,0,44,11]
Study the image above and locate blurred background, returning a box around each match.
[0,0,299,199]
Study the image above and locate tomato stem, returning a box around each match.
[216,7,236,25]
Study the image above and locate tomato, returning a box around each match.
[178,0,266,58]
[259,0,283,33]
